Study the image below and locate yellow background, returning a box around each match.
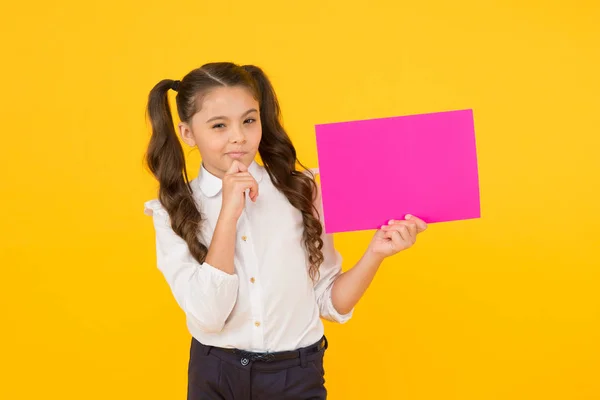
[1,1,599,399]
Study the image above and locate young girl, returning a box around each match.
[143,62,427,400]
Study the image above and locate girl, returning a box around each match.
[143,62,427,400]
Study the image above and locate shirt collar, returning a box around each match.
[198,160,265,197]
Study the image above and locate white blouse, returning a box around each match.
[143,161,353,352]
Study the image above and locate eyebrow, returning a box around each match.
[206,108,258,123]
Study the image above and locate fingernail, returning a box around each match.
[405,214,412,220]
[381,225,387,230]
[388,219,394,225]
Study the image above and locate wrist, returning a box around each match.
[217,210,239,227]
[363,247,386,266]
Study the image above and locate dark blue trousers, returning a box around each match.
[187,336,328,399]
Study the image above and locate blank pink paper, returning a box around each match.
[315,109,480,234]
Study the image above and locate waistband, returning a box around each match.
[193,335,328,368]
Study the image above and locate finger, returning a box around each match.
[248,177,259,202]
[405,214,427,232]
[236,161,248,172]
[226,160,243,175]
[226,160,250,175]
[387,219,417,235]
[389,230,404,251]
[396,225,411,242]
[235,178,259,201]
[229,171,252,179]
[383,224,410,243]
[407,222,417,239]
[234,177,257,189]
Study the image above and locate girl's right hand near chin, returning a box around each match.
[219,160,259,223]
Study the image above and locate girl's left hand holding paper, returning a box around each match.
[367,214,428,260]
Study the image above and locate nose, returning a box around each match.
[229,126,246,144]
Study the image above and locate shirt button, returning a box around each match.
[254,321,261,327]
[241,235,248,241]
[250,277,255,283]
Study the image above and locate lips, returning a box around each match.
[226,151,247,159]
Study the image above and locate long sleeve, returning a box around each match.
[309,171,354,324]
[144,199,239,333]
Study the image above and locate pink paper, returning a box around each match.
[315,109,480,233]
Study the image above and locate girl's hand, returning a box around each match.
[367,215,428,260]
[219,160,259,222]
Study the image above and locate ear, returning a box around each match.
[178,122,196,147]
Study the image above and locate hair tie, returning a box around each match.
[171,80,181,91]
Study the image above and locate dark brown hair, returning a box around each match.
[145,62,324,280]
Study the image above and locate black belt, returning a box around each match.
[218,336,327,363]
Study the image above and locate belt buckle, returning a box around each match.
[236,349,275,363]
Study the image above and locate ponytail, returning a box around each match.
[145,79,208,264]
[243,65,324,281]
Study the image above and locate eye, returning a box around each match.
[244,118,256,124]
[212,123,225,129]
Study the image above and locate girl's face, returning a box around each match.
[179,86,262,179]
